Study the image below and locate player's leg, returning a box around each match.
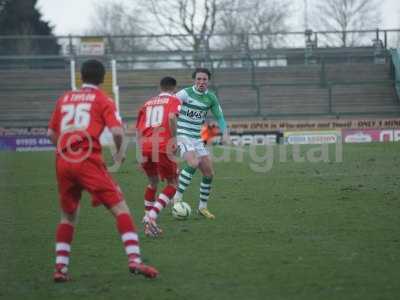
[142,175,161,237]
[173,137,199,203]
[140,156,163,237]
[54,208,80,282]
[53,160,82,282]
[197,154,215,219]
[141,152,158,215]
[144,176,158,214]
[147,178,176,220]
[109,201,158,278]
[173,150,198,202]
[80,159,159,278]
[147,154,178,221]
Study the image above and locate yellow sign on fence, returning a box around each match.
[80,37,105,56]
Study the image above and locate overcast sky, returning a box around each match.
[37,0,400,36]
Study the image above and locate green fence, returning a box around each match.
[1,29,399,58]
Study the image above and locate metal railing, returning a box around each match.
[0,28,399,64]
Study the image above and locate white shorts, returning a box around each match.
[177,135,209,158]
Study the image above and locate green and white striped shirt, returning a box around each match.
[175,86,226,139]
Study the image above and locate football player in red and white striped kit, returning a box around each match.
[48,59,158,282]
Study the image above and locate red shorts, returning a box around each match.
[141,151,178,180]
[56,157,123,214]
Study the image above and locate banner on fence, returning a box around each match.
[80,37,105,56]
[228,118,400,133]
[0,127,53,151]
[229,133,280,145]
[342,129,394,143]
[284,130,341,144]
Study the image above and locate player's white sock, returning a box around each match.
[198,200,207,210]
[148,185,176,219]
[198,176,212,209]
[173,191,183,202]
[144,185,156,215]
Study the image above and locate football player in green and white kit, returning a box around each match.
[172,68,230,219]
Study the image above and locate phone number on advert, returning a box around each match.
[16,138,52,146]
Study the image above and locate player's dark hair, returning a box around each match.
[81,59,105,85]
[192,67,211,79]
[160,76,177,91]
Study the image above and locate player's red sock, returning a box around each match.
[148,185,176,219]
[144,185,157,213]
[55,223,74,270]
[116,213,141,263]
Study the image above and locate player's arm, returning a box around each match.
[210,95,230,144]
[103,100,125,163]
[168,112,177,138]
[47,129,58,146]
[47,103,60,146]
[168,112,178,153]
[135,109,145,164]
[109,126,125,163]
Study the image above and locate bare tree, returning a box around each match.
[0,0,10,16]
[85,1,147,53]
[139,0,219,66]
[217,0,291,50]
[250,0,291,48]
[216,0,250,51]
[311,0,381,47]
[395,11,400,48]
[83,0,292,66]
[214,0,291,67]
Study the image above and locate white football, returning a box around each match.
[172,201,191,220]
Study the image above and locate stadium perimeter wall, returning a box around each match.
[225,117,400,145]
[2,117,400,151]
[227,117,400,133]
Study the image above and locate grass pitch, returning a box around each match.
[1,143,400,300]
